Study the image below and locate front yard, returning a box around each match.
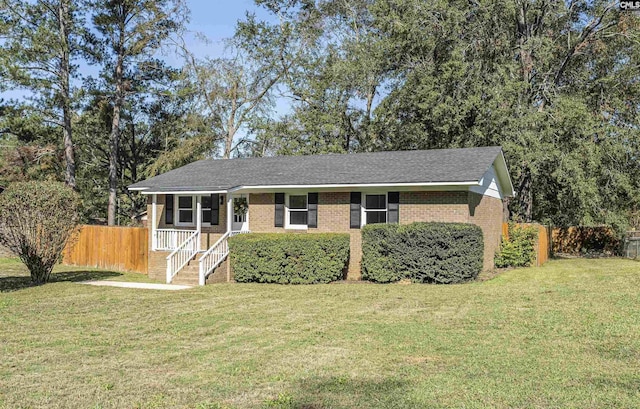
[0,258,639,408]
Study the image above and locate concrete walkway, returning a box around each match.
[79,280,193,290]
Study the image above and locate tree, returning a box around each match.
[75,70,201,224]
[0,181,80,284]
[91,0,186,225]
[247,0,640,231]
[244,0,391,155]
[0,0,83,188]
[174,14,290,160]
[0,103,64,185]
[369,0,639,228]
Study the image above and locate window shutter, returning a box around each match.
[308,193,318,228]
[165,194,174,225]
[388,192,399,224]
[275,193,285,227]
[350,192,361,229]
[211,193,219,225]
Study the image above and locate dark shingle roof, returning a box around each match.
[129,146,504,192]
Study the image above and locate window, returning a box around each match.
[201,195,212,223]
[364,194,387,225]
[177,196,193,224]
[288,194,308,227]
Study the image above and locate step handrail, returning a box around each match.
[166,230,199,283]
[198,231,231,285]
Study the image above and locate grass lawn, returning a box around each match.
[0,258,639,408]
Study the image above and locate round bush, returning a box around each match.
[362,222,484,284]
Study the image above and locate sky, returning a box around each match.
[183,0,274,60]
[180,0,292,117]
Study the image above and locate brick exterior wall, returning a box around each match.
[399,191,469,224]
[206,260,229,284]
[316,192,350,232]
[148,250,169,281]
[248,193,283,233]
[468,192,504,271]
[146,190,504,282]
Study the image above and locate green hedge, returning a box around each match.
[362,222,484,284]
[495,223,538,268]
[229,233,350,284]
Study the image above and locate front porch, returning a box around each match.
[148,192,250,285]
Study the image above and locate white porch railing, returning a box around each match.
[166,231,199,283]
[155,229,197,251]
[198,232,230,285]
[198,230,251,285]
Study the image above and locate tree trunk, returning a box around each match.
[223,82,238,159]
[108,45,124,225]
[58,0,75,189]
[516,168,533,222]
[224,127,234,159]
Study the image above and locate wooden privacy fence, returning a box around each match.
[552,226,619,255]
[63,225,148,274]
[502,223,550,267]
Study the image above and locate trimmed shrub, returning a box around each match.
[495,223,538,268]
[229,233,349,284]
[362,222,484,284]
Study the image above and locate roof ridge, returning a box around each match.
[203,145,502,162]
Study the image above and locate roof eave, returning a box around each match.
[493,150,515,197]
[130,181,481,195]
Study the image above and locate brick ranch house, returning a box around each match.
[128,146,514,285]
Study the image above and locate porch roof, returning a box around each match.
[129,146,514,196]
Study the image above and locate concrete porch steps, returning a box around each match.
[171,251,229,285]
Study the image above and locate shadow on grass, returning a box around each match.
[262,376,417,409]
[0,270,123,293]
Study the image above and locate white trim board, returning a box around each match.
[228,181,479,192]
[141,190,228,195]
[469,165,502,200]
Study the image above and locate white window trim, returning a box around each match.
[175,195,195,227]
[285,193,309,230]
[174,195,217,227]
[361,192,389,227]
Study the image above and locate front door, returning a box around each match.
[232,195,248,231]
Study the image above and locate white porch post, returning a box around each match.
[226,193,233,233]
[196,196,202,250]
[151,194,157,251]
